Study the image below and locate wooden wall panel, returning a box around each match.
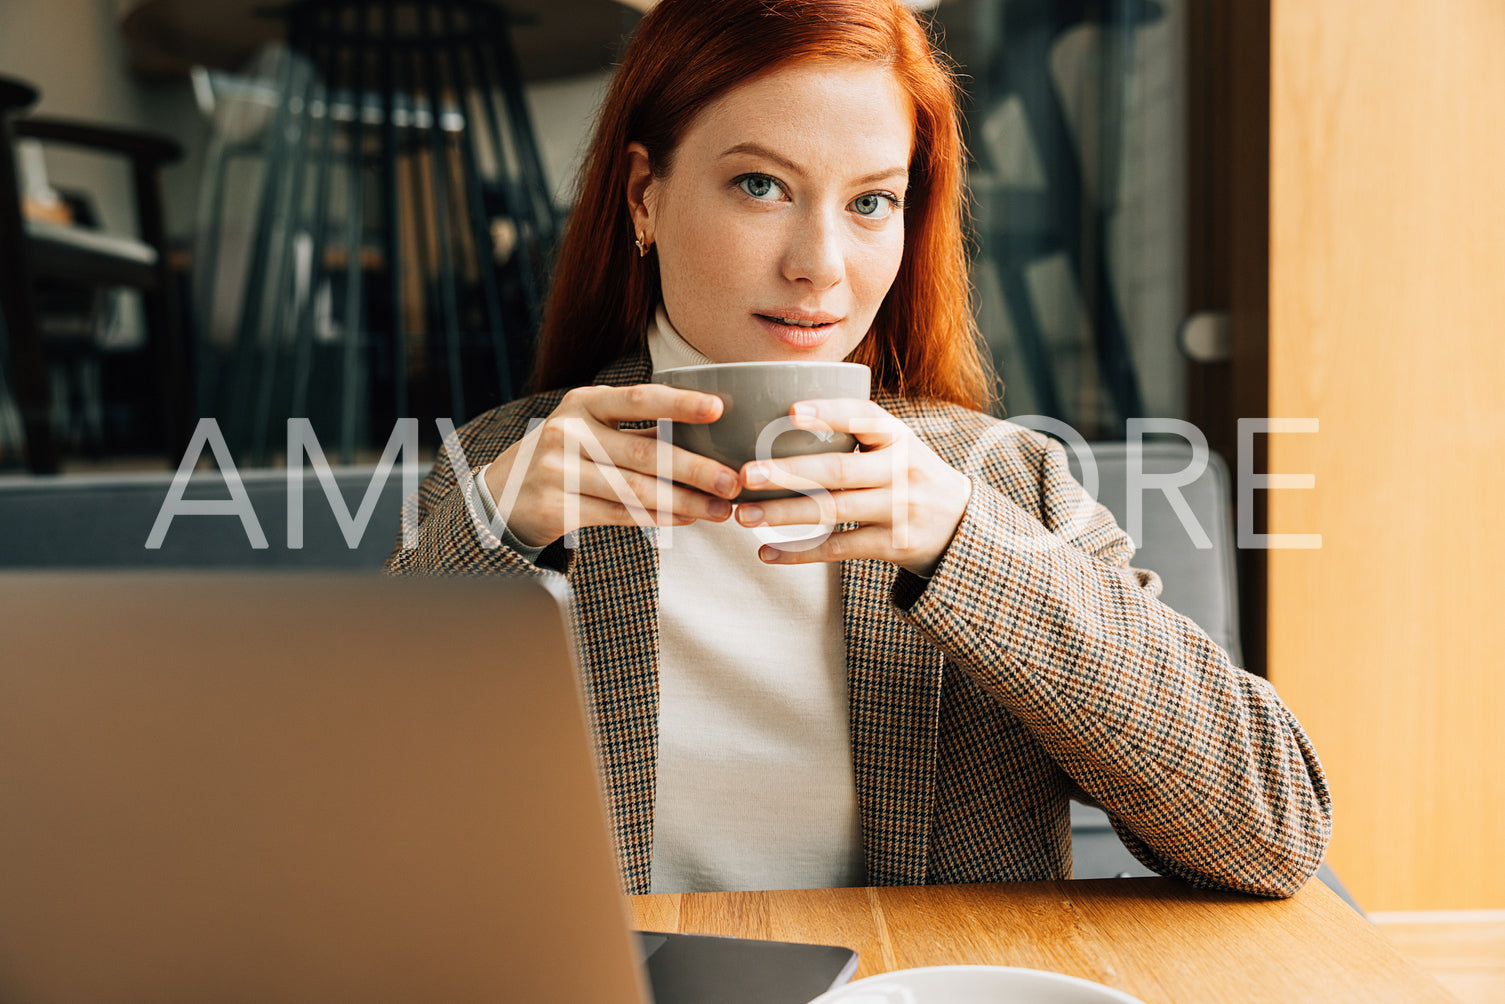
[1268,0,1505,910]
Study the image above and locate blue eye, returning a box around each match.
[851,192,897,220]
[737,174,781,200]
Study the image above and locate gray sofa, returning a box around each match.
[0,441,1355,906]
[0,467,405,568]
[0,442,1236,590]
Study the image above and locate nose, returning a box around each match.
[780,207,844,290]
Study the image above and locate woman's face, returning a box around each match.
[629,60,913,363]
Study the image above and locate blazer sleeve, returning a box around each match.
[891,435,1332,898]
[383,425,573,578]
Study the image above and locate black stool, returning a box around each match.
[196,0,567,464]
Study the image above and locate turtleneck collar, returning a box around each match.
[647,305,716,372]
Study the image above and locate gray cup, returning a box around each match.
[652,361,871,502]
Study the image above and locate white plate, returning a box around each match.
[809,965,1149,1004]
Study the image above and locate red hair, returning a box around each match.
[531,0,990,411]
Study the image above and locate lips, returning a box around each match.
[757,308,841,326]
[754,309,842,349]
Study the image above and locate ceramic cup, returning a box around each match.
[652,360,871,502]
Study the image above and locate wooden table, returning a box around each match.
[631,877,1459,1003]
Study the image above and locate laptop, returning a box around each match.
[0,572,858,1003]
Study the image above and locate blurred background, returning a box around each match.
[0,0,1222,473]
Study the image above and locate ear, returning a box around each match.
[625,141,657,241]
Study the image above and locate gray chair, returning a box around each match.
[1065,439,1359,911]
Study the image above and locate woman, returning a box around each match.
[386,0,1331,898]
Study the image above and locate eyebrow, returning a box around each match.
[719,142,908,187]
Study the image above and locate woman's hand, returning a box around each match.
[733,400,972,576]
[484,384,742,548]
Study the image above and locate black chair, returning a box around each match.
[0,75,190,474]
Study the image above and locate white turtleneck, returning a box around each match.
[473,309,864,893]
[644,306,863,893]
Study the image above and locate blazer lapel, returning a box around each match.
[562,351,663,894]
[572,522,660,894]
[842,557,944,885]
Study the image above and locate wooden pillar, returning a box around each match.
[1267,0,1505,910]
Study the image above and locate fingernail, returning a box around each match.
[708,498,731,519]
[745,464,768,486]
[759,545,781,563]
[793,402,816,419]
[714,473,738,497]
[738,504,763,525]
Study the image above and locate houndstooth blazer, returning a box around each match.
[385,351,1333,898]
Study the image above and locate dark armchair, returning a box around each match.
[0,74,189,473]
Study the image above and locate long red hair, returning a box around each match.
[531,0,990,411]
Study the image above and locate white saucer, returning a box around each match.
[809,965,1149,1004]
